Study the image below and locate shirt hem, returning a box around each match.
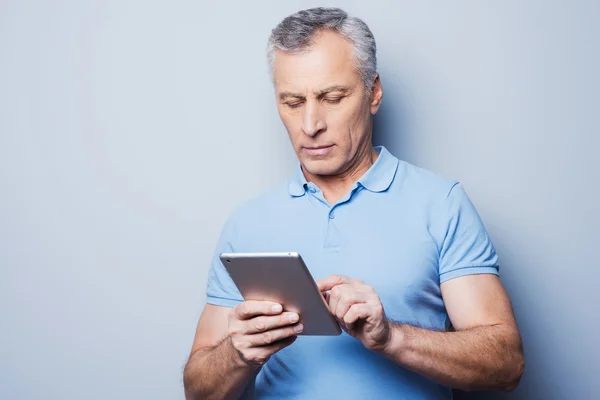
[439,265,499,283]
[206,295,243,308]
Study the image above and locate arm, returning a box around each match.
[183,304,254,400]
[318,274,524,392]
[382,274,524,391]
[183,302,303,400]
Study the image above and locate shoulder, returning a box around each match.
[393,160,460,203]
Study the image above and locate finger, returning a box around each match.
[246,323,304,347]
[243,335,298,366]
[263,335,297,354]
[327,284,352,318]
[243,312,300,334]
[234,301,283,320]
[316,274,351,292]
[334,292,367,320]
[343,303,371,325]
[327,286,340,317]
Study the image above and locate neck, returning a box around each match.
[303,145,379,204]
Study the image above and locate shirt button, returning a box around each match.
[329,212,335,219]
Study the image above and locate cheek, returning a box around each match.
[349,101,369,126]
[346,105,370,140]
[329,105,365,138]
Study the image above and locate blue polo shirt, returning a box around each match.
[205,146,499,399]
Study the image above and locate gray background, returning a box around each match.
[1,1,598,399]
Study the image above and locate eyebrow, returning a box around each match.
[315,85,351,97]
[279,85,352,101]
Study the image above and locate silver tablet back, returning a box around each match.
[220,252,341,336]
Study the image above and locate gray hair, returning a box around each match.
[267,7,377,94]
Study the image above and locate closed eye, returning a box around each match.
[324,97,343,104]
[284,102,303,109]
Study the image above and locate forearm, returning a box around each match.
[183,336,257,400]
[381,323,524,391]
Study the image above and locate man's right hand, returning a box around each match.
[228,301,303,367]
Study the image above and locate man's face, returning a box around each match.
[273,30,382,177]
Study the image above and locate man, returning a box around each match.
[183,7,524,400]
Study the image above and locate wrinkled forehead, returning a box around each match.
[272,31,361,94]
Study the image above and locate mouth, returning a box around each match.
[303,144,334,157]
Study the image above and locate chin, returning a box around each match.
[301,157,340,176]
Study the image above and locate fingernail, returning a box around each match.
[289,314,299,323]
[294,323,304,333]
[271,304,282,313]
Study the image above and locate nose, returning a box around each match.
[301,101,326,137]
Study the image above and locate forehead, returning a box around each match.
[273,30,361,93]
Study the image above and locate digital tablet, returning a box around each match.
[219,252,342,336]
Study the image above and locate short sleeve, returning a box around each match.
[205,216,244,307]
[438,183,499,283]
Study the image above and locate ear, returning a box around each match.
[369,73,383,115]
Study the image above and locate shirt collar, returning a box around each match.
[288,163,309,197]
[357,146,399,192]
[287,146,399,197]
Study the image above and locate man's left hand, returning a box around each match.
[317,275,391,352]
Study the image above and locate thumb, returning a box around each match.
[316,274,347,292]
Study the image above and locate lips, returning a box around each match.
[303,144,334,157]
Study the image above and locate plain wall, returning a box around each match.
[0,1,598,399]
